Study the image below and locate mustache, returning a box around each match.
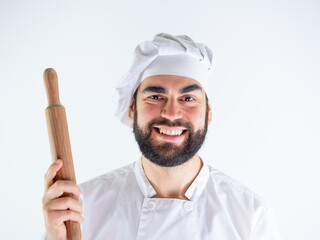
[147,118,193,130]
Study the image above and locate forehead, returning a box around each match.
[138,75,205,94]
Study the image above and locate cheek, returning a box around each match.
[183,107,206,126]
[137,104,161,124]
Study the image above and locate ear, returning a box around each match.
[128,97,135,122]
[207,103,212,125]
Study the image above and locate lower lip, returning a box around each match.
[152,127,187,142]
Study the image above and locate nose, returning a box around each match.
[160,99,182,121]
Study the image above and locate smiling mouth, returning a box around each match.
[155,127,187,136]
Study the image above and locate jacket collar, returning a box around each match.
[134,157,210,200]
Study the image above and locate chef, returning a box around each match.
[42,33,282,240]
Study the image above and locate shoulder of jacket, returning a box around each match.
[206,164,267,206]
[79,162,136,187]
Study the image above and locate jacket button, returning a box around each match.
[147,200,156,210]
[183,201,193,211]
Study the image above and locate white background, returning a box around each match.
[0,0,319,239]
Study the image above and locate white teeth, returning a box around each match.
[159,128,183,136]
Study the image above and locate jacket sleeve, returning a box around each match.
[251,207,282,240]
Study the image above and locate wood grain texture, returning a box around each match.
[44,68,81,240]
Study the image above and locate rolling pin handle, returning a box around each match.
[43,68,61,106]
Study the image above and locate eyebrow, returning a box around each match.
[142,84,202,95]
[179,84,202,94]
[142,86,167,94]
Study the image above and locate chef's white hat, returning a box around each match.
[115,33,214,126]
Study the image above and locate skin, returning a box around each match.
[42,74,212,239]
[42,160,83,240]
[129,75,212,200]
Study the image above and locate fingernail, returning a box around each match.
[55,160,61,164]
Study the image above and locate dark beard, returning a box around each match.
[133,108,208,167]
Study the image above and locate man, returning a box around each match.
[42,33,282,239]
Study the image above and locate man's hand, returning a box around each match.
[42,160,83,240]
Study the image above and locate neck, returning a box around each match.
[141,154,203,200]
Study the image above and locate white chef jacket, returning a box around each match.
[79,159,282,240]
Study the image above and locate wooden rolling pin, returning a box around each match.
[43,68,81,240]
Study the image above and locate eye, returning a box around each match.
[149,95,162,100]
[181,96,195,102]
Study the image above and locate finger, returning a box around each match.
[43,197,82,214]
[44,160,63,190]
[45,180,81,202]
[45,210,84,226]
